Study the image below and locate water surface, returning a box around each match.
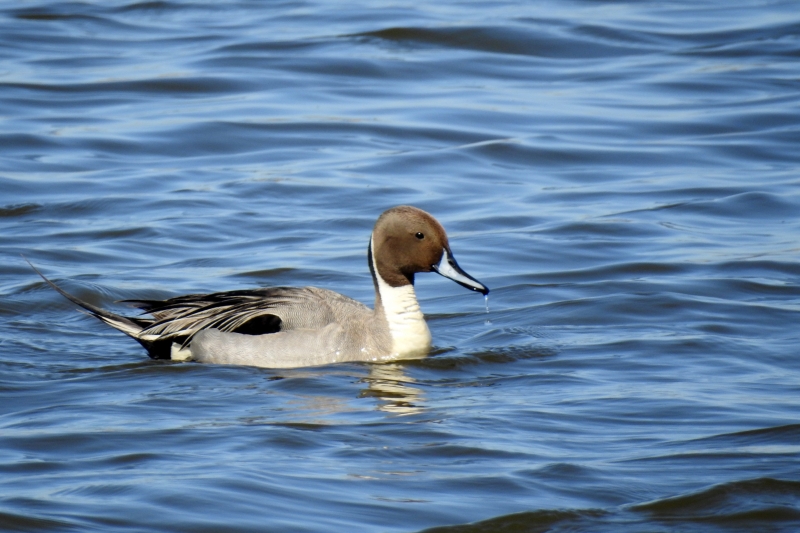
[2,0,800,531]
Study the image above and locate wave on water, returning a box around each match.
[418,478,800,533]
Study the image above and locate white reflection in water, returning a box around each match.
[360,363,425,416]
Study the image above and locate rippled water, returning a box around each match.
[2,0,800,531]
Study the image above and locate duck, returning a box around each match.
[31,206,488,368]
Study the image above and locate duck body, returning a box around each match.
[151,286,395,368]
[32,206,488,369]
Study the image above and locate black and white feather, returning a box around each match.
[29,260,343,360]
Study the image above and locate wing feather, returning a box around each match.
[133,287,317,347]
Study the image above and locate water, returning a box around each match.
[2,0,799,531]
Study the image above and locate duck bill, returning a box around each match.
[432,248,489,295]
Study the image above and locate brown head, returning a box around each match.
[368,206,488,295]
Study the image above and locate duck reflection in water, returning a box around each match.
[360,363,425,415]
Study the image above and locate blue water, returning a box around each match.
[2,0,800,531]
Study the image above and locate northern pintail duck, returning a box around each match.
[33,206,488,368]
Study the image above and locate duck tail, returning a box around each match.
[26,258,147,339]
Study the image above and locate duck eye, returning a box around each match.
[415,232,425,240]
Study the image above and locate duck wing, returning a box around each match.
[125,286,366,350]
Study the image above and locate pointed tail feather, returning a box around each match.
[26,258,147,339]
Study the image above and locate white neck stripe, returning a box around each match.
[370,235,432,357]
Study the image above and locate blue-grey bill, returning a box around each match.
[432,249,489,295]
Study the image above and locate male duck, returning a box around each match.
[33,206,488,368]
